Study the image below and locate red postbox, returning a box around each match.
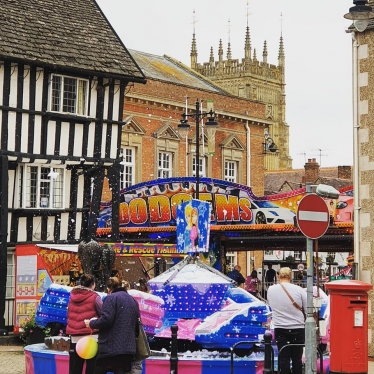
[325,280,372,374]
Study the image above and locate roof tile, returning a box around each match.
[0,0,145,81]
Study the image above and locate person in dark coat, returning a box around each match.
[86,277,139,374]
[227,265,246,286]
[66,273,102,374]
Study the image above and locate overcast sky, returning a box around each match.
[97,0,354,169]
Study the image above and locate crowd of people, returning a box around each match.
[67,274,149,374]
[66,262,306,374]
[227,263,306,374]
[227,263,279,297]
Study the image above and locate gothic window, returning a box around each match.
[238,85,246,98]
[50,75,88,115]
[18,165,64,209]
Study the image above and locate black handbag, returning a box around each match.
[134,318,150,361]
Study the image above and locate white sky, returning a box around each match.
[97,0,354,169]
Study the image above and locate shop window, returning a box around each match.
[294,251,302,261]
[226,251,237,272]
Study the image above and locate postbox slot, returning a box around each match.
[350,300,366,304]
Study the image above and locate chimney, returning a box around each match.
[338,166,352,180]
[304,158,319,183]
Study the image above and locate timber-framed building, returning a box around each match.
[0,0,145,330]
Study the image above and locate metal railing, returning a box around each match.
[229,332,324,374]
[260,281,329,296]
[230,340,264,374]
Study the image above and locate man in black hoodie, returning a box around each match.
[227,265,246,287]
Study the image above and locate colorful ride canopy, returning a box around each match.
[97,177,353,229]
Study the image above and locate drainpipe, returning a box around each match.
[245,121,251,186]
[245,120,251,275]
[352,31,360,279]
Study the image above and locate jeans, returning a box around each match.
[274,328,305,374]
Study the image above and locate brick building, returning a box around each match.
[103,50,273,199]
[100,49,277,275]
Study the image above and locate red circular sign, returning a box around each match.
[296,194,329,239]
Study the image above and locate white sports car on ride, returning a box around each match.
[250,200,296,224]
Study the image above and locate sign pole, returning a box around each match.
[305,182,317,374]
[296,182,339,374]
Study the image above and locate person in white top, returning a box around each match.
[267,267,306,374]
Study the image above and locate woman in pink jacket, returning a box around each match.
[66,273,102,374]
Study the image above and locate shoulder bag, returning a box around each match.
[134,317,151,361]
[280,283,306,321]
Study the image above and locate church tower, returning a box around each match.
[190,15,292,171]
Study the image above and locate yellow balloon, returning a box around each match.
[76,336,98,359]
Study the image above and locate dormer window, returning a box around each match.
[50,74,88,115]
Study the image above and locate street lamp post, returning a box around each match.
[178,99,218,199]
[344,1,374,279]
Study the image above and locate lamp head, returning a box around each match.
[344,0,374,22]
[178,118,191,138]
[205,116,218,128]
[268,142,278,153]
[264,131,278,153]
[316,184,340,200]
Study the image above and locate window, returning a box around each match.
[221,135,244,184]
[120,147,135,189]
[5,252,15,327]
[50,75,88,115]
[192,156,206,177]
[6,252,15,299]
[224,161,237,182]
[294,251,302,261]
[226,251,237,272]
[158,152,172,178]
[18,165,64,209]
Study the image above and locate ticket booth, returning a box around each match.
[325,280,372,374]
[14,244,81,332]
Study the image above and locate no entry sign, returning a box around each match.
[296,194,329,239]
